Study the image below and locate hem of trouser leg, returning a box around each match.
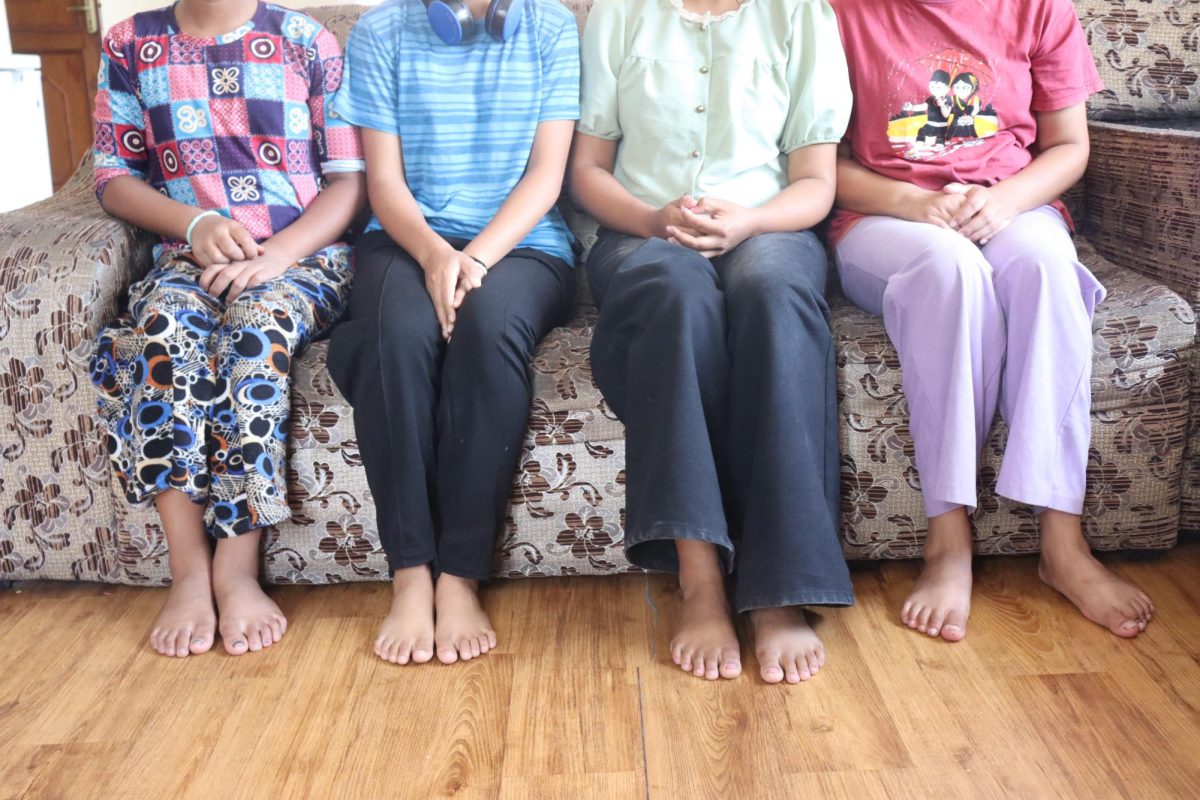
[386,549,438,576]
[213,505,293,538]
[435,562,496,582]
[735,589,857,613]
[924,496,976,519]
[123,482,209,509]
[995,484,1085,517]
[624,522,735,574]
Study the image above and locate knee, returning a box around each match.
[725,239,830,324]
[899,235,994,304]
[135,287,218,347]
[217,298,300,376]
[612,240,721,322]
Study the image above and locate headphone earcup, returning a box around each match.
[427,0,474,44]
[485,0,524,42]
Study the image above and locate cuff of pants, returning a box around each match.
[436,559,497,583]
[624,522,735,575]
[995,480,1085,516]
[734,588,856,614]
[385,546,438,576]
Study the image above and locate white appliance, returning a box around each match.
[0,53,53,212]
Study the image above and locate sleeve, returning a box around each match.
[780,0,852,153]
[1029,0,1103,111]
[538,8,581,122]
[310,26,365,174]
[92,20,148,200]
[576,0,625,140]
[330,14,401,135]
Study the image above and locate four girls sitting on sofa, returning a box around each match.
[89,0,1155,682]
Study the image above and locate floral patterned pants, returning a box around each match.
[90,249,352,537]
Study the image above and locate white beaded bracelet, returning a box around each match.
[185,210,221,250]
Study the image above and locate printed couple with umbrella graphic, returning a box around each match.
[888,48,1001,160]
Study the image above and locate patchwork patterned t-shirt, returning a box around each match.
[93,2,364,252]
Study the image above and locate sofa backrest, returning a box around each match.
[1076,0,1200,121]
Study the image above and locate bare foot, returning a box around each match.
[670,581,742,681]
[434,574,496,664]
[750,606,823,684]
[375,565,436,665]
[149,572,217,658]
[903,509,973,641]
[1038,510,1153,638]
[671,540,741,680]
[212,533,286,656]
[214,573,287,655]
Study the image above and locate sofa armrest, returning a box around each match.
[1084,120,1200,305]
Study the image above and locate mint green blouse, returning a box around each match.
[578,0,852,209]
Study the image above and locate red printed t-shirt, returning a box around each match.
[828,0,1102,244]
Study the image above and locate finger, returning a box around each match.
[215,232,246,262]
[667,226,722,251]
[951,192,988,228]
[680,207,724,235]
[959,214,994,242]
[453,284,467,309]
[210,264,244,298]
[230,226,260,261]
[979,217,1013,245]
[679,194,698,209]
[198,245,229,270]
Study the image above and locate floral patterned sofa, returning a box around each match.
[1,0,1197,586]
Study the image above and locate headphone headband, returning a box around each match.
[424,0,524,45]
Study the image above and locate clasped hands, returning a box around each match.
[421,244,489,341]
[655,194,757,259]
[190,214,293,302]
[912,182,1018,245]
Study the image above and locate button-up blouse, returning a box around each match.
[578,0,852,210]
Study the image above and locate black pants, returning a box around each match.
[327,231,575,579]
[587,230,854,612]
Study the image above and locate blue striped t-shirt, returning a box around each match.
[333,0,580,263]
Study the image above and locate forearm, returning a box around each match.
[753,177,835,234]
[99,175,206,240]
[464,167,562,267]
[571,163,660,239]
[369,174,453,265]
[264,172,367,264]
[835,157,934,221]
[990,142,1088,215]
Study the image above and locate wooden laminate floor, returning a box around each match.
[2,545,1199,799]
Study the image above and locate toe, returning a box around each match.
[718,646,741,679]
[758,651,784,684]
[927,608,947,639]
[671,643,682,665]
[915,606,933,634]
[413,638,435,664]
[900,600,914,627]
[704,653,720,681]
[190,628,214,655]
[806,652,821,677]
[789,657,805,684]
[224,632,248,656]
[941,610,968,642]
[469,637,482,659]
[246,629,264,653]
[456,638,474,661]
[478,635,491,655]
[259,625,274,648]
[396,641,413,665]
[172,629,191,658]
[437,641,458,664]
[679,647,694,672]
[269,618,285,642]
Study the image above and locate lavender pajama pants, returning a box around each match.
[835,205,1106,519]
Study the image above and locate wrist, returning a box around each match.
[415,238,455,270]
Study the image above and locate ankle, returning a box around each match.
[392,564,433,591]
[436,573,480,595]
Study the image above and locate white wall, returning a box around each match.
[100,0,381,34]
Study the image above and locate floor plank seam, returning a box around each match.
[637,666,650,800]
[643,577,659,661]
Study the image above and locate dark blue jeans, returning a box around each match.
[587,230,854,612]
